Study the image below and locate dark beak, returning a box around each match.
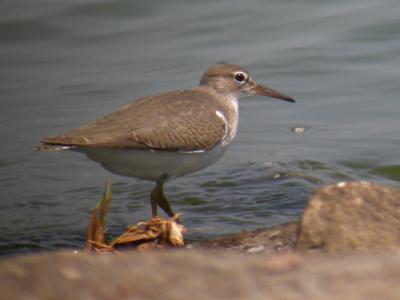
[253,84,295,103]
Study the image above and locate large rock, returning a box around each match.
[1,250,400,300]
[297,181,400,252]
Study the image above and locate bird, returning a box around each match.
[36,63,295,218]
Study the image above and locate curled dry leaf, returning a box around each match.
[111,214,185,248]
[85,180,185,253]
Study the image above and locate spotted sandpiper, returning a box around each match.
[37,63,295,217]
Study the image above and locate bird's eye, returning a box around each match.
[234,71,247,84]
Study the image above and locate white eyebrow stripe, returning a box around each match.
[215,110,228,142]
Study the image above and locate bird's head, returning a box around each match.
[199,63,295,103]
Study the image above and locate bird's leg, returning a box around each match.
[150,174,175,217]
[150,190,158,217]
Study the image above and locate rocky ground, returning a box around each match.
[1,181,400,300]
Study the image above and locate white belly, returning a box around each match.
[75,145,227,181]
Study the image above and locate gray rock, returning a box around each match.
[297,181,400,252]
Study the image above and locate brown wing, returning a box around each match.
[41,89,227,151]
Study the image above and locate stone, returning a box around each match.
[1,250,400,300]
[297,181,400,252]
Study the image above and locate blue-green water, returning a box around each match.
[1,0,400,256]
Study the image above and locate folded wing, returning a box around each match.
[41,90,226,152]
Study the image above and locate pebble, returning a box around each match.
[246,245,265,253]
[291,127,308,134]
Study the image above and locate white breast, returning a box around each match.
[215,95,239,147]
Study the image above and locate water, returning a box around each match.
[1,0,400,256]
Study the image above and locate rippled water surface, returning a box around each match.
[1,0,400,256]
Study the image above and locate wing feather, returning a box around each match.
[42,89,227,151]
